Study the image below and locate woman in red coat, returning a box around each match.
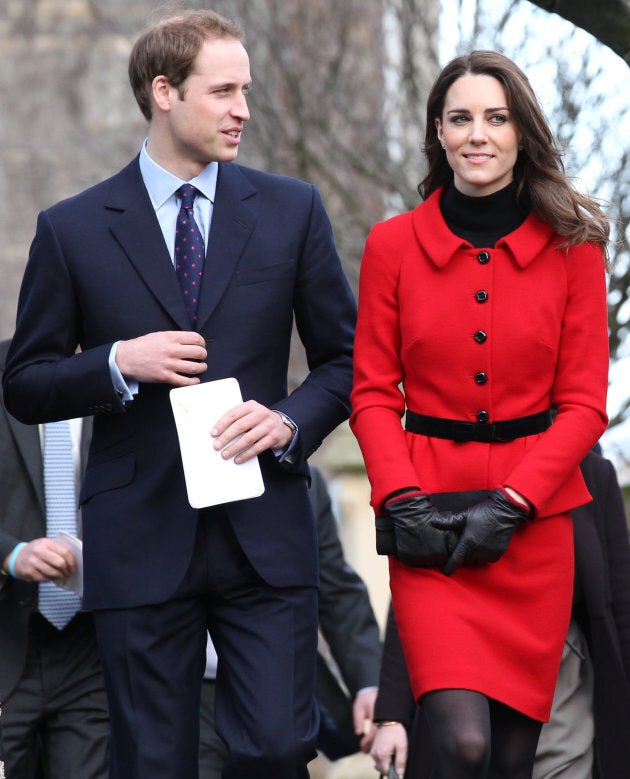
[350,51,610,778]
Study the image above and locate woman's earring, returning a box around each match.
[441,144,446,150]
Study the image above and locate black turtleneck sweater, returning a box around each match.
[440,181,530,248]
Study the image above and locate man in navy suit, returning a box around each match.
[3,9,356,779]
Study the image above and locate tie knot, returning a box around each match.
[177,183,199,211]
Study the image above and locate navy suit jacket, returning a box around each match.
[3,158,356,611]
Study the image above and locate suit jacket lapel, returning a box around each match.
[196,163,258,329]
[106,159,191,331]
[3,416,93,520]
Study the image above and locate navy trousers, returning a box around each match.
[93,509,319,779]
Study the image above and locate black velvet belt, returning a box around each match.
[405,409,552,443]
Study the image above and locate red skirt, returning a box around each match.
[389,511,573,722]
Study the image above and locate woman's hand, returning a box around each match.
[384,490,462,568]
[371,721,408,777]
[433,488,531,575]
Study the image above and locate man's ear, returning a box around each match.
[151,75,174,113]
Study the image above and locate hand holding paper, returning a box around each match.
[170,378,265,509]
[211,399,294,463]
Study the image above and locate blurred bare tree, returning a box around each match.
[208,0,440,292]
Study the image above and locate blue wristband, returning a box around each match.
[8,542,27,578]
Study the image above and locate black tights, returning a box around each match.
[421,689,543,778]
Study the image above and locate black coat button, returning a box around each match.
[475,290,488,303]
[477,251,490,264]
[474,330,487,344]
[477,410,489,423]
[474,371,488,385]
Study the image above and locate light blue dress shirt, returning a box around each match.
[139,140,218,257]
[109,143,218,400]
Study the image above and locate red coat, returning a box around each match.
[350,188,609,516]
[350,188,610,720]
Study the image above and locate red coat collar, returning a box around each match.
[411,187,557,269]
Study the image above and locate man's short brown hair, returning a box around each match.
[129,9,245,121]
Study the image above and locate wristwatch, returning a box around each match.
[274,410,297,438]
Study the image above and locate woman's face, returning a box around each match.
[435,73,522,197]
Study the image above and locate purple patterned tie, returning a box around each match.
[175,184,206,325]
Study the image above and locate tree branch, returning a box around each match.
[527,0,630,64]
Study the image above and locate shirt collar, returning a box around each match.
[139,140,218,209]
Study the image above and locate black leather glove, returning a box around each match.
[432,488,531,575]
[384,490,463,568]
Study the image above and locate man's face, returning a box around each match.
[163,37,251,176]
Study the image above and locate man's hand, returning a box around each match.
[211,401,294,463]
[3,538,77,582]
[371,721,408,777]
[115,331,207,386]
[354,688,378,752]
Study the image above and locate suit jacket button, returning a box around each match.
[474,371,488,385]
[477,410,489,423]
[477,251,490,264]
[475,290,489,303]
[473,329,487,344]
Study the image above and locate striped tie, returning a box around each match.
[39,420,81,629]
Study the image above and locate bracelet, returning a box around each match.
[7,542,27,578]
[376,720,402,728]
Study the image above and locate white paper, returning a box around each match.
[55,531,83,596]
[169,378,265,509]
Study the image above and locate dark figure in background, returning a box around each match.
[0,339,109,778]
[350,50,609,778]
[3,10,356,779]
[371,449,630,779]
[199,466,382,776]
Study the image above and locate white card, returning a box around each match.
[169,378,265,509]
[55,531,83,596]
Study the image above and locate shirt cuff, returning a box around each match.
[109,341,138,402]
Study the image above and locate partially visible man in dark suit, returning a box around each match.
[3,9,356,779]
[199,466,382,777]
[0,339,108,779]
[312,466,381,759]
